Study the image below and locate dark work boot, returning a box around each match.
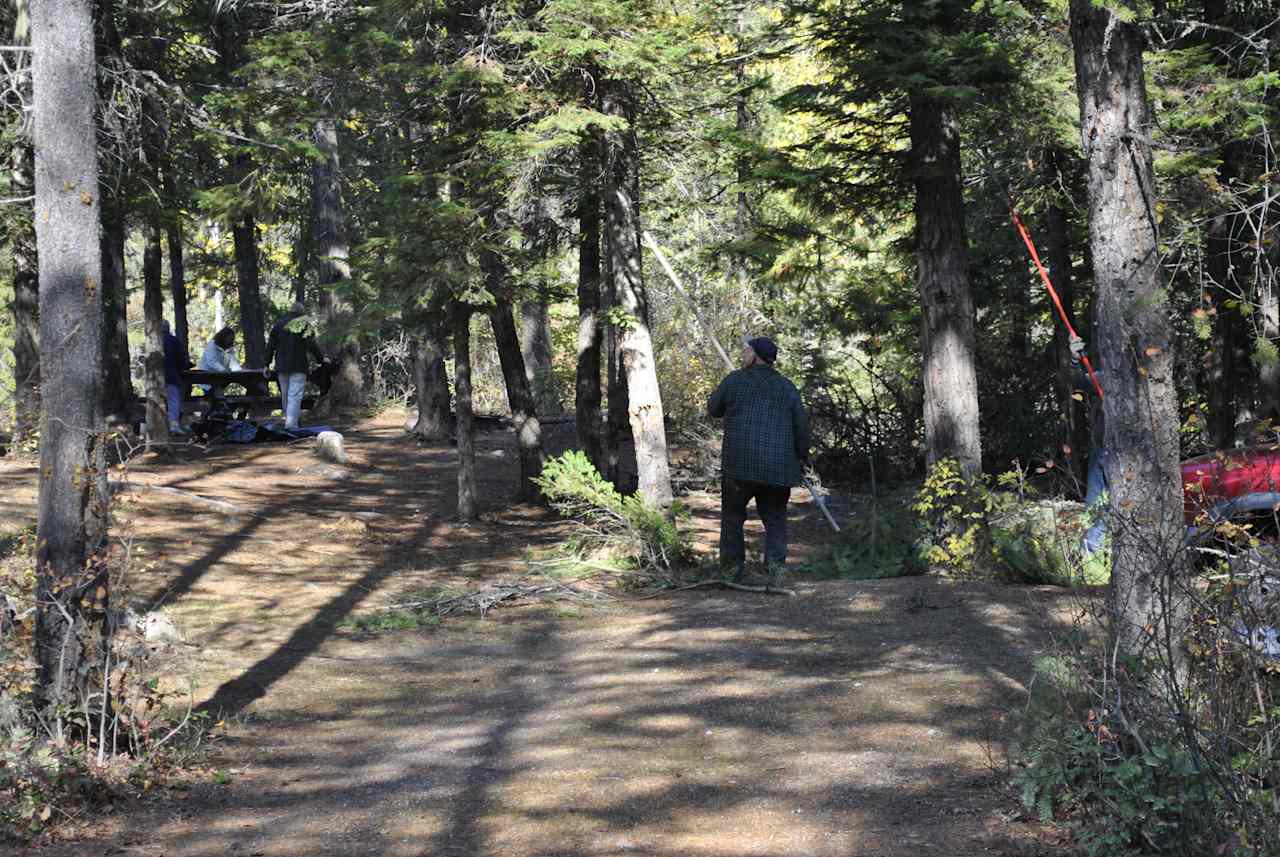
[767,562,786,590]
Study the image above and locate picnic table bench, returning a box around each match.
[183,369,318,418]
[118,369,321,424]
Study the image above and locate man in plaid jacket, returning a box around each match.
[708,336,810,587]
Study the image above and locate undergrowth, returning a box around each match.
[796,491,921,580]
[0,520,215,844]
[534,451,691,587]
[1012,521,1280,855]
[339,586,455,634]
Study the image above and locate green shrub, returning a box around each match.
[911,458,1000,576]
[798,494,921,580]
[1014,653,1234,856]
[534,451,689,584]
[991,498,1110,586]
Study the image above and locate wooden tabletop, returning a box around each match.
[185,369,273,386]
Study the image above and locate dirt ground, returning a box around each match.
[1,412,1078,857]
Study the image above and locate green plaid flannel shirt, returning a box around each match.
[707,365,810,487]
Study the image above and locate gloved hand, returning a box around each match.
[1069,336,1086,363]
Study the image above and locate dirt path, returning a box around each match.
[3,414,1073,856]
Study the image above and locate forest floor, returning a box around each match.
[1,410,1082,857]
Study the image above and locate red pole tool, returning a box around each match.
[1009,202,1104,400]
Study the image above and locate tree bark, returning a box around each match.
[1204,127,1252,442]
[576,151,605,471]
[142,223,169,445]
[410,311,453,440]
[99,198,132,416]
[1045,185,1088,484]
[486,271,546,501]
[31,0,109,717]
[233,211,266,368]
[1070,0,1187,660]
[311,116,363,409]
[168,221,187,351]
[1205,209,1250,446]
[12,142,39,447]
[909,95,982,476]
[603,203,629,486]
[95,0,131,420]
[604,89,672,507]
[453,302,477,521]
[520,299,557,411]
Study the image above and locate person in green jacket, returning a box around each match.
[708,336,810,587]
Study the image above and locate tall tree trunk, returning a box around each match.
[485,263,546,501]
[603,90,672,507]
[311,116,363,409]
[576,152,605,470]
[1205,210,1250,446]
[520,298,557,411]
[604,206,629,485]
[142,224,169,445]
[909,95,982,476]
[1045,185,1088,484]
[233,211,266,368]
[1070,0,1186,660]
[1204,124,1252,443]
[12,143,39,447]
[95,0,131,419]
[100,198,132,416]
[168,221,187,351]
[410,311,452,440]
[406,162,451,442]
[453,303,476,521]
[31,0,109,718]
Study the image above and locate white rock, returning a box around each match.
[315,431,349,465]
[141,611,182,644]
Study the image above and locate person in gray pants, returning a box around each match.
[264,302,327,430]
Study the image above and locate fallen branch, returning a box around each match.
[625,578,797,599]
[109,481,251,517]
[376,579,603,618]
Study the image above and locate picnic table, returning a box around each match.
[185,368,272,396]
[182,369,317,419]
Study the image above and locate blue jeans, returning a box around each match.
[165,384,182,429]
[1083,447,1109,555]
[719,476,791,576]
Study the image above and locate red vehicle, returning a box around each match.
[1182,446,1280,528]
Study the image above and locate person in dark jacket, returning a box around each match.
[163,321,191,435]
[264,302,326,430]
[707,336,810,587]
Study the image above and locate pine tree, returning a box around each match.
[1070,0,1186,659]
[31,0,109,717]
[779,0,1022,475]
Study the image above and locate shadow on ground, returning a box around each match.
[2,413,1076,857]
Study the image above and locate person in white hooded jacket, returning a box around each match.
[197,326,242,398]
